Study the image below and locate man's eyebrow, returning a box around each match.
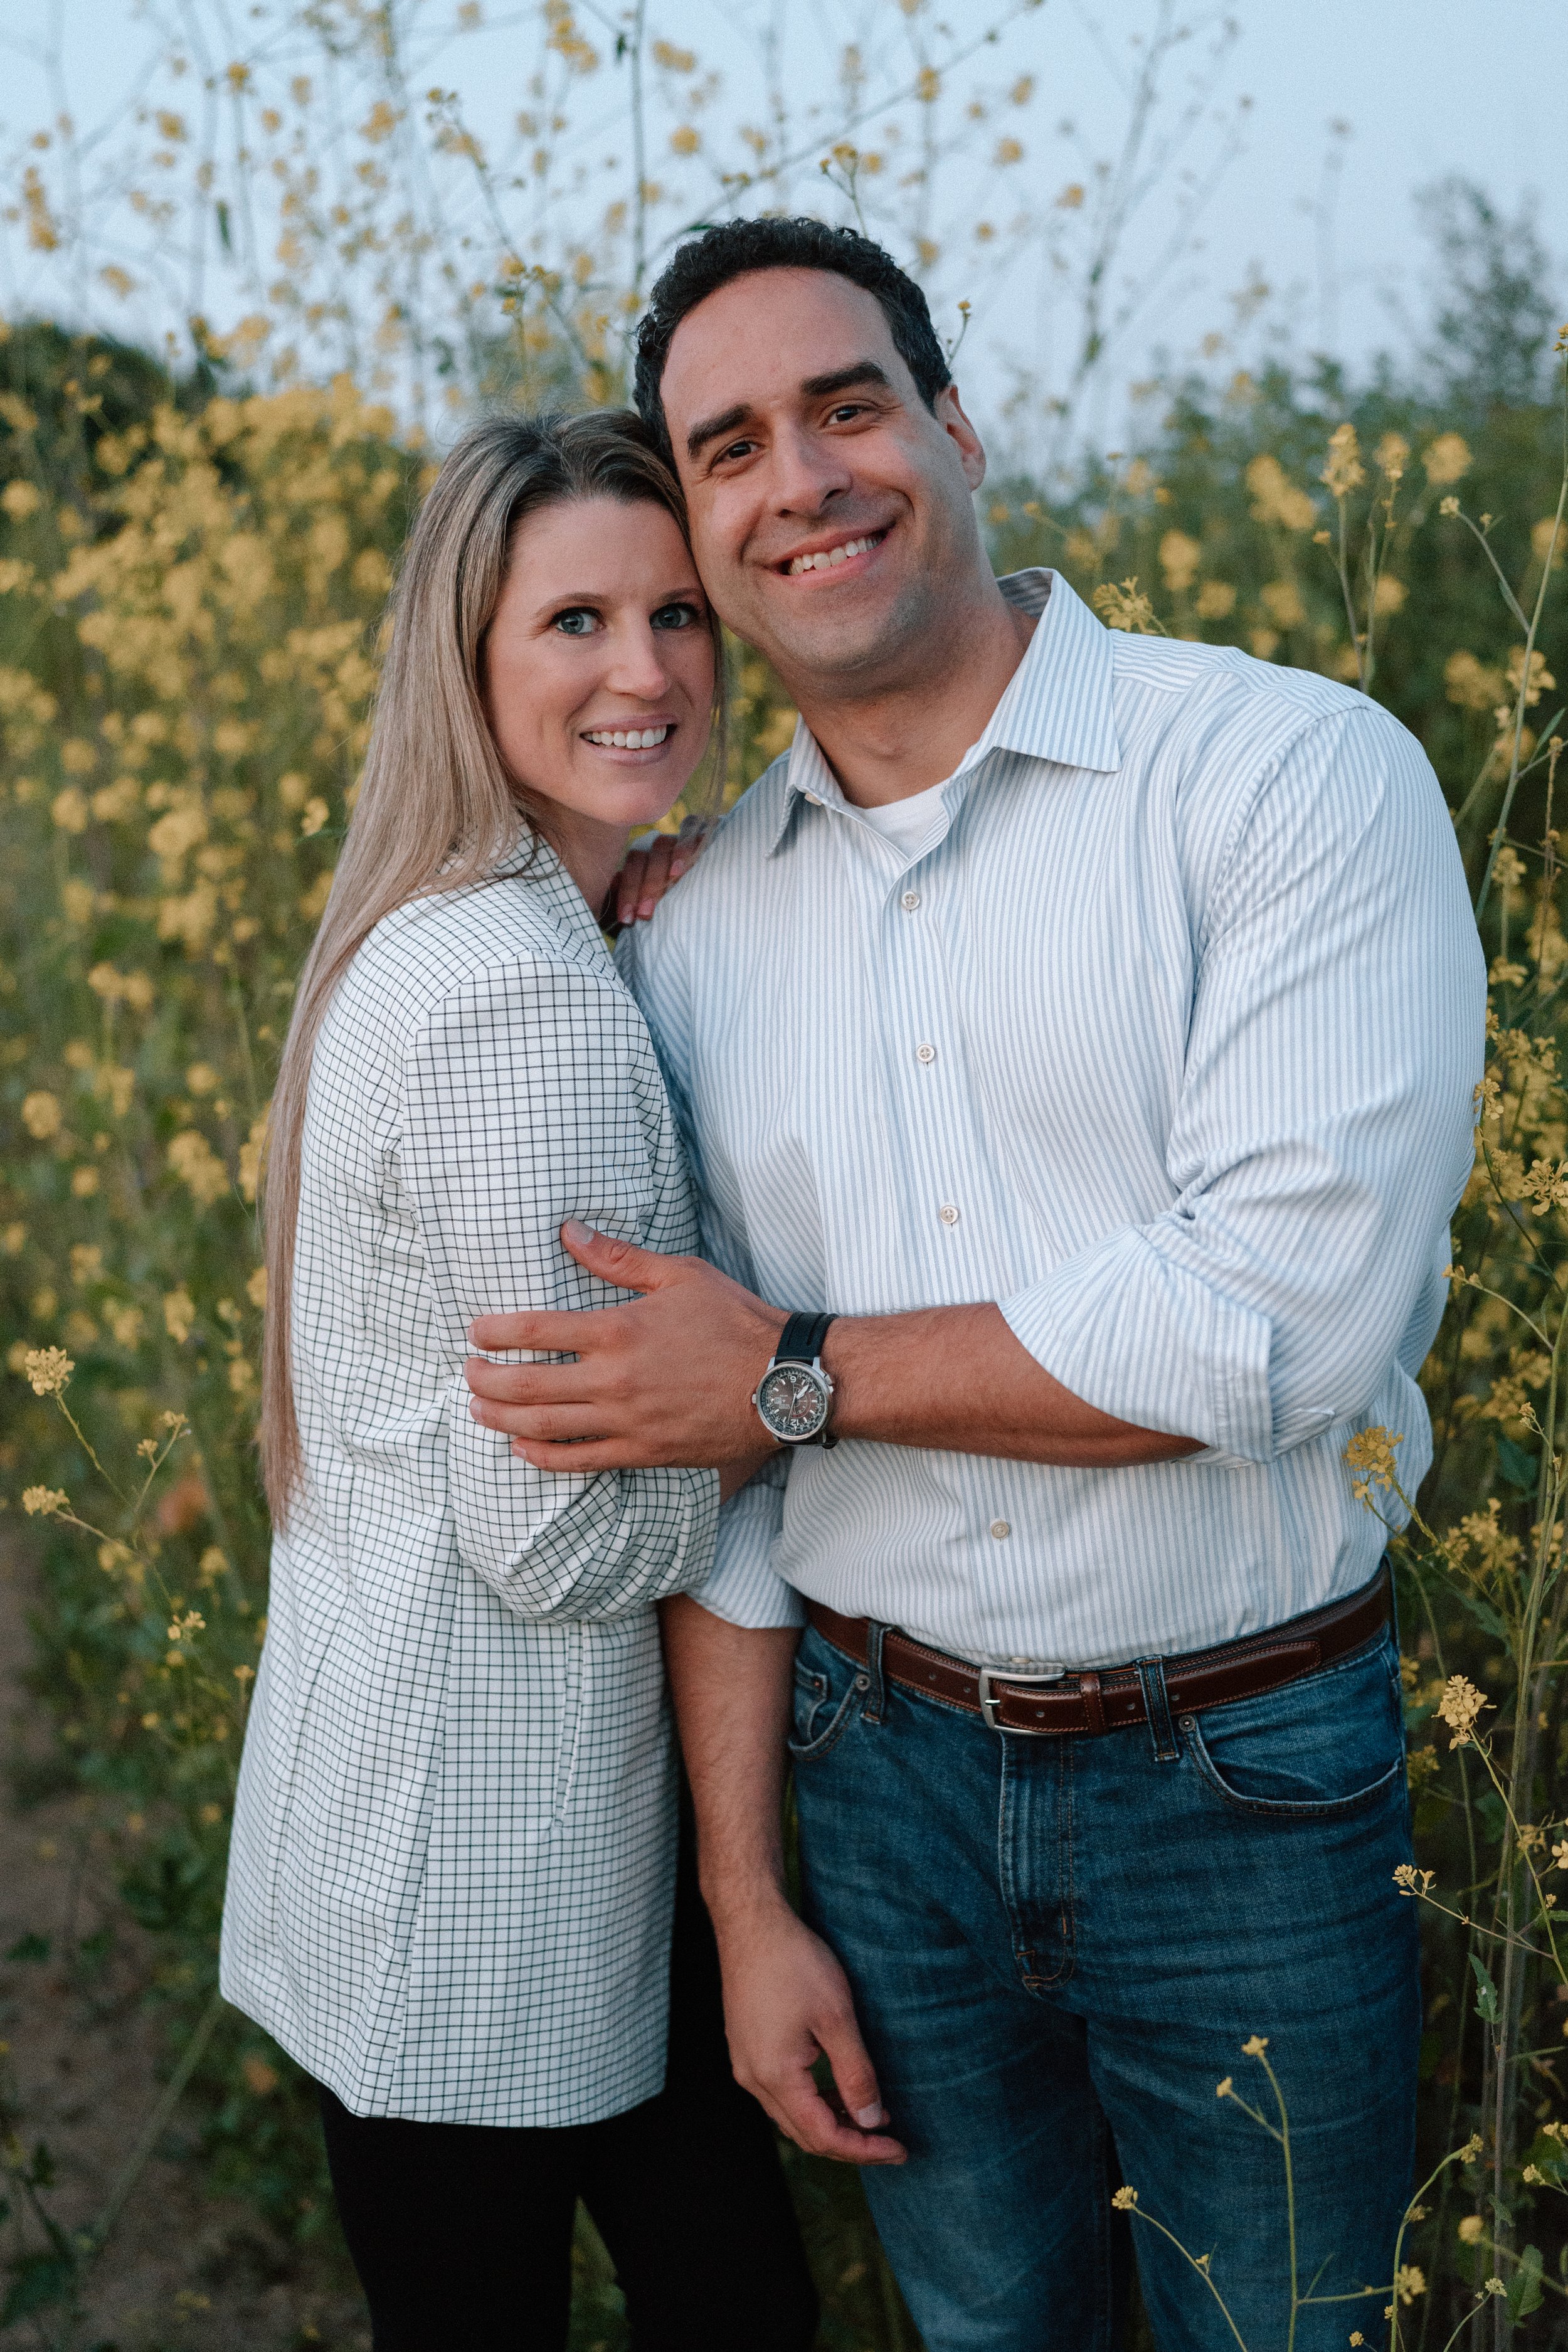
[799,361,892,400]
[682,362,894,462]
[685,402,751,462]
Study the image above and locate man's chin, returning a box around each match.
[757,580,939,691]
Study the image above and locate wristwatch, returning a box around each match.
[752,1311,839,1448]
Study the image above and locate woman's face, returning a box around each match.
[484,493,715,849]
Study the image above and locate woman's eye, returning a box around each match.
[651,601,699,632]
[553,608,599,635]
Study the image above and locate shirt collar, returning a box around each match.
[765,569,1121,856]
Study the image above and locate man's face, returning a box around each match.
[658,267,988,694]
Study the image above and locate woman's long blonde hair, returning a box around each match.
[259,409,721,1521]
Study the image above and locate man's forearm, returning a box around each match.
[824,1301,1199,1466]
[464,1223,1199,1471]
[657,1592,908,2164]
[658,1595,797,1931]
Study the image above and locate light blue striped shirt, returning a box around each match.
[621,570,1485,1670]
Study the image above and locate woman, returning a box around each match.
[220,413,815,2349]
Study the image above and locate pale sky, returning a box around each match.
[2,1,1562,435]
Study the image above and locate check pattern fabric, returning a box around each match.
[622,569,1485,1671]
[221,850,718,2126]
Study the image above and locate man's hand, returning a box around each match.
[605,813,709,930]
[465,1219,783,1470]
[716,1899,906,2167]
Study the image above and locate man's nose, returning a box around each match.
[770,421,855,516]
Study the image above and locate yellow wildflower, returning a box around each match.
[1246,453,1316,531]
[21,1486,70,1517]
[1092,579,1160,635]
[167,1130,230,1207]
[1422,433,1471,487]
[21,1089,62,1139]
[22,1347,73,1396]
[1158,531,1201,592]
[1375,433,1410,483]
[1111,2186,1136,2210]
[1458,2215,1485,2244]
[1343,1425,1402,1503]
[1320,423,1365,499]
[1436,1675,1490,1749]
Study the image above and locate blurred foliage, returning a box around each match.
[1,9,1568,2344]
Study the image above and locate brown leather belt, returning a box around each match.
[805,1562,1391,1739]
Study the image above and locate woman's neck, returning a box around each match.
[530,805,632,926]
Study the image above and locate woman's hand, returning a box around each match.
[604,812,710,930]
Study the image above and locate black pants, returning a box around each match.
[316,1830,818,2351]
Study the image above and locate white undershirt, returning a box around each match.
[852,778,950,857]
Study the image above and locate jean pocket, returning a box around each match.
[1182,1636,1406,1821]
[788,1648,866,1763]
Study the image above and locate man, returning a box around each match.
[465,218,1483,2349]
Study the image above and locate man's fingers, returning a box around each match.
[466,1307,605,1353]
[465,1357,552,1404]
[613,849,652,926]
[558,1219,684,1291]
[472,1402,608,1443]
[753,2069,906,2166]
[511,1438,645,1472]
[817,2016,888,2133]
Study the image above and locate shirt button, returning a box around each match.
[916,1042,936,1066]
[939,1202,960,1226]
[803,792,822,807]
[901,890,921,912]
[990,1520,1012,1540]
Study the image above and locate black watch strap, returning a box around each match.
[775,1310,837,1365]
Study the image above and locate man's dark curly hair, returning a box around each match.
[633,217,952,462]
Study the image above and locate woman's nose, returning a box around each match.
[603,625,674,701]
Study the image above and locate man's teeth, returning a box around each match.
[788,534,881,576]
[585,725,671,748]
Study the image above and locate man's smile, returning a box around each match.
[777,527,890,581]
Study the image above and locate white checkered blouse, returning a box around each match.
[220,848,718,2126]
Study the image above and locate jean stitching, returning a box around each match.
[1182,1714,1406,1820]
[787,1678,861,1763]
[863,1620,886,1725]
[1136,1656,1180,1762]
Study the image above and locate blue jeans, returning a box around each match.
[789,1614,1419,2352]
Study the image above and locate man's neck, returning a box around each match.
[780,573,1036,809]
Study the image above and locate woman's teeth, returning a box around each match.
[788,534,881,576]
[585,726,671,749]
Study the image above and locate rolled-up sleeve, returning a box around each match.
[402,959,718,1619]
[1001,705,1485,1462]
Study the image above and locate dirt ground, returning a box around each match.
[0,1539,373,2352]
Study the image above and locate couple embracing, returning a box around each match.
[220,216,1484,2351]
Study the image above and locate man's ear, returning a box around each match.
[935,383,986,492]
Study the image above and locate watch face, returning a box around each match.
[756,1362,829,1441]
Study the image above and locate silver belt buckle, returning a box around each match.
[976,1665,1069,1734]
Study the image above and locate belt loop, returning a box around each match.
[862,1621,887,1726]
[1079,1670,1106,1737]
[1136,1658,1180,1762]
